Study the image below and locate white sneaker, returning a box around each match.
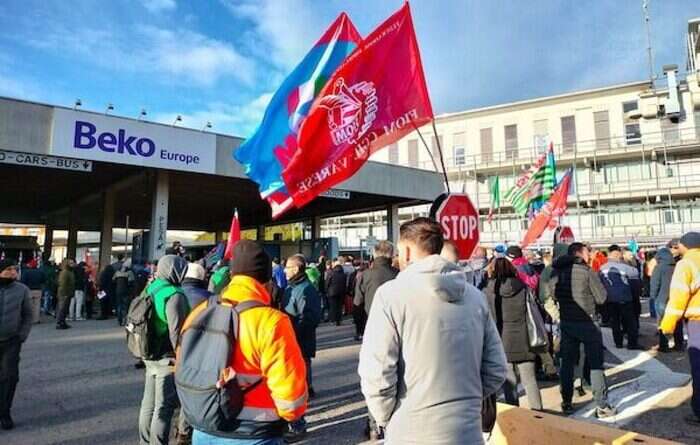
[76,317,85,321]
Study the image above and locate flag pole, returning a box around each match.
[412,124,440,173]
[430,119,451,194]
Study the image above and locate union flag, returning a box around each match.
[282,2,434,207]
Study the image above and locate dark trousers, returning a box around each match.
[659,324,684,350]
[56,294,71,325]
[689,321,700,418]
[329,295,343,324]
[304,356,313,389]
[559,321,608,407]
[607,302,639,347]
[99,293,113,318]
[0,338,21,419]
[115,293,130,326]
[353,305,367,337]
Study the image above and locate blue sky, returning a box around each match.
[1,0,699,138]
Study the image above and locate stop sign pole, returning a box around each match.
[430,193,481,260]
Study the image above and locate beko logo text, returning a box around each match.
[74,121,156,157]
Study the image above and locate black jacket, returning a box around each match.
[547,255,607,323]
[354,257,398,313]
[181,278,211,309]
[325,265,347,299]
[484,276,534,363]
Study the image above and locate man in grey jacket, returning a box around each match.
[358,218,507,445]
[0,259,33,430]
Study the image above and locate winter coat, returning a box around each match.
[98,264,116,294]
[39,264,57,292]
[73,265,87,291]
[113,269,135,299]
[358,255,507,445]
[599,259,642,304]
[649,248,675,314]
[539,243,569,303]
[181,278,211,309]
[20,267,45,290]
[0,281,33,342]
[283,276,322,358]
[484,276,534,363]
[546,255,607,323]
[661,248,700,334]
[354,257,398,312]
[325,265,347,300]
[181,275,308,438]
[57,268,75,298]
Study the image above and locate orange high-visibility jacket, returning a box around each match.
[180,274,308,428]
[660,248,700,334]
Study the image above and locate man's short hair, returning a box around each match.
[374,240,394,258]
[568,242,587,257]
[287,254,306,269]
[608,244,621,253]
[399,217,444,255]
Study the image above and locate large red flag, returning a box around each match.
[521,169,573,249]
[282,2,434,207]
[223,210,240,261]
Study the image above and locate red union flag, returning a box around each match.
[282,2,434,207]
[521,169,574,249]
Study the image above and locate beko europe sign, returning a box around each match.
[51,109,216,174]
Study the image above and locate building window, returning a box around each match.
[407,139,419,168]
[504,124,518,159]
[431,134,443,170]
[533,119,548,155]
[388,143,399,164]
[561,115,576,152]
[454,132,466,166]
[663,209,678,224]
[593,111,610,150]
[623,101,641,145]
[595,214,607,227]
[480,128,492,162]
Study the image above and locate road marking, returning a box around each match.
[572,328,690,427]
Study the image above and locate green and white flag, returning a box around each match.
[504,143,555,216]
[487,176,499,222]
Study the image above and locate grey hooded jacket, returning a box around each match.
[358,255,507,445]
[0,281,33,342]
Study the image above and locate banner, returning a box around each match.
[283,2,434,207]
[233,13,361,210]
[521,168,573,249]
[487,176,499,223]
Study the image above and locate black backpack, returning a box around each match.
[125,281,171,360]
[175,298,265,433]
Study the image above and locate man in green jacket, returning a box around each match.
[138,255,190,445]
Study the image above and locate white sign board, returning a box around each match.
[320,189,351,200]
[51,109,217,174]
[0,149,92,172]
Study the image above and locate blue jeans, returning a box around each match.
[649,297,657,318]
[41,289,54,314]
[193,430,284,445]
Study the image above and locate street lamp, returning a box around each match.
[201,121,212,132]
[105,103,114,115]
[173,115,182,126]
[138,108,147,120]
[73,99,82,110]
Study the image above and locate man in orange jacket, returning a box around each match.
[186,240,308,445]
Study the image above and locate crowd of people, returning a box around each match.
[1,225,699,444]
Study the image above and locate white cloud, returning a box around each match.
[20,20,254,87]
[152,92,273,137]
[219,0,323,70]
[141,0,176,13]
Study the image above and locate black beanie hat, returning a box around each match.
[230,240,272,284]
[680,232,700,250]
[0,259,16,273]
[506,245,523,259]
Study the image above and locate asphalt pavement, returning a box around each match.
[2,306,698,445]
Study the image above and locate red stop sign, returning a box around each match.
[435,194,480,260]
